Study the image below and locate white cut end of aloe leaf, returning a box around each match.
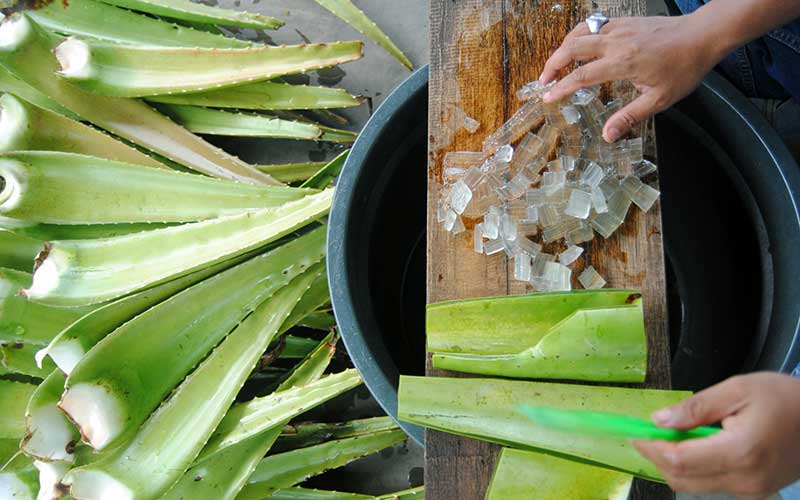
[0,94,28,152]
[0,471,34,500]
[26,256,61,301]
[34,461,71,500]
[59,384,123,451]
[0,14,30,51]
[40,340,85,375]
[24,405,76,463]
[0,159,24,212]
[54,38,92,80]
[62,469,132,500]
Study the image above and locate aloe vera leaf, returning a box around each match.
[14,223,174,241]
[376,486,425,500]
[0,439,19,465]
[267,488,370,500]
[21,370,79,463]
[37,247,262,375]
[33,460,72,500]
[59,230,326,450]
[23,190,333,306]
[160,105,322,140]
[96,0,283,29]
[0,268,95,346]
[63,269,320,500]
[319,126,358,145]
[197,369,362,464]
[0,455,37,500]
[485,448,632,500]
[0,151,313,225]
[398,376,691,482]
[0,15,278,185]
[147,82,361,111]
[161,327,337,499]
[29,0,251,48]
[0,64,76,120]
[426,289,642,355]
[237,430,407,500]
[257,163,328,184]
[301,150,348,189]
[279,272,331,335]
[277,335,320,359]
[1,343,55,378]
[0,230,40,273]
[0,379,36,438]
[432,304,647,383]
[54,36,363,98]
[297,312,336,331]
[0,94,165,169]
[312,0,411,69]
[273,417,397,454]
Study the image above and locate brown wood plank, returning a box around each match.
[426,0,672,498]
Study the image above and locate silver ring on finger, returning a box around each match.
[586,12,610,34]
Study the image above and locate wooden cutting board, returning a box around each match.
[425,1,673,499]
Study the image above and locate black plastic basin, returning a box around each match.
[327,66,800,445]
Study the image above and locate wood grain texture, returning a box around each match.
[426,1,672,498]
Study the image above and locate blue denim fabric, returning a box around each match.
[676,0,800,102]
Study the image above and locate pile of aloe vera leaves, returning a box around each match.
[0,1,423,499]
[400,291,693,499]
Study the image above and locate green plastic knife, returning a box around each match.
[517,404,720,441]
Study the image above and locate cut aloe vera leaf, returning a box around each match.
[313,0,412,69]
[376,486,425,500]
[0,379,36,438]
[0,64,76,120]
[0,151,313,225]
[0,268,95,346]
[59,231,326,450]
[197,368,362,463]
[0,455,37,500]
[33,460,71,500]
[0,230,40,273]
[237,429,407,500]
[273,417,397,454]
[426,289,641,355]
[147,82,361,111]
[267,488,370,500]
[0,438,19,465]
[54,36,363,98]
[301,150,348,189]
[319,126,358,145]
[398,376,691,482]
[1,343,55,378]
[63,268,320,500]
[257,163,328,184]
[160,105,322,140]
[14,223,173,241]
[96,0,283,29]
[23,190,332,306]
[297,312,336,331]
[277,336,320,360]
[486,448,632,500]
[21,370,79,463]
[276,331,337,392]
[30,0,251,48]
[0,15,277,185]
[279,272,331,335]
[37,247,261,375]
[432,304,646,382]
[0,94,165,169]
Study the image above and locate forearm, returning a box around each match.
[691,0,800,64]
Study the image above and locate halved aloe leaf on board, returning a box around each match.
[486,448,632,500]
[96,0,283,29]
[398,376,691,482]
[54,36,363,98]
[0,94,165,169]
[428,290,646,382]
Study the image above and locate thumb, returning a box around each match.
[602,91,660,143]
[652,376,748,430]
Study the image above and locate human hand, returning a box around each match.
[540,13,727,143]
[633,373,800,499]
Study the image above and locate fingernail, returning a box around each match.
[652,408,673,425]
[605,127,621,143]
[538,72,545,82]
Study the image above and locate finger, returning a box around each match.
[633,432,734,479]
[540,22,592,82]
[543,59,620,103]
[651,376,749,430]
[540,35,606,84]
[602,92,661,143]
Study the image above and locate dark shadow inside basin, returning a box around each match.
[329,67,800,445]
